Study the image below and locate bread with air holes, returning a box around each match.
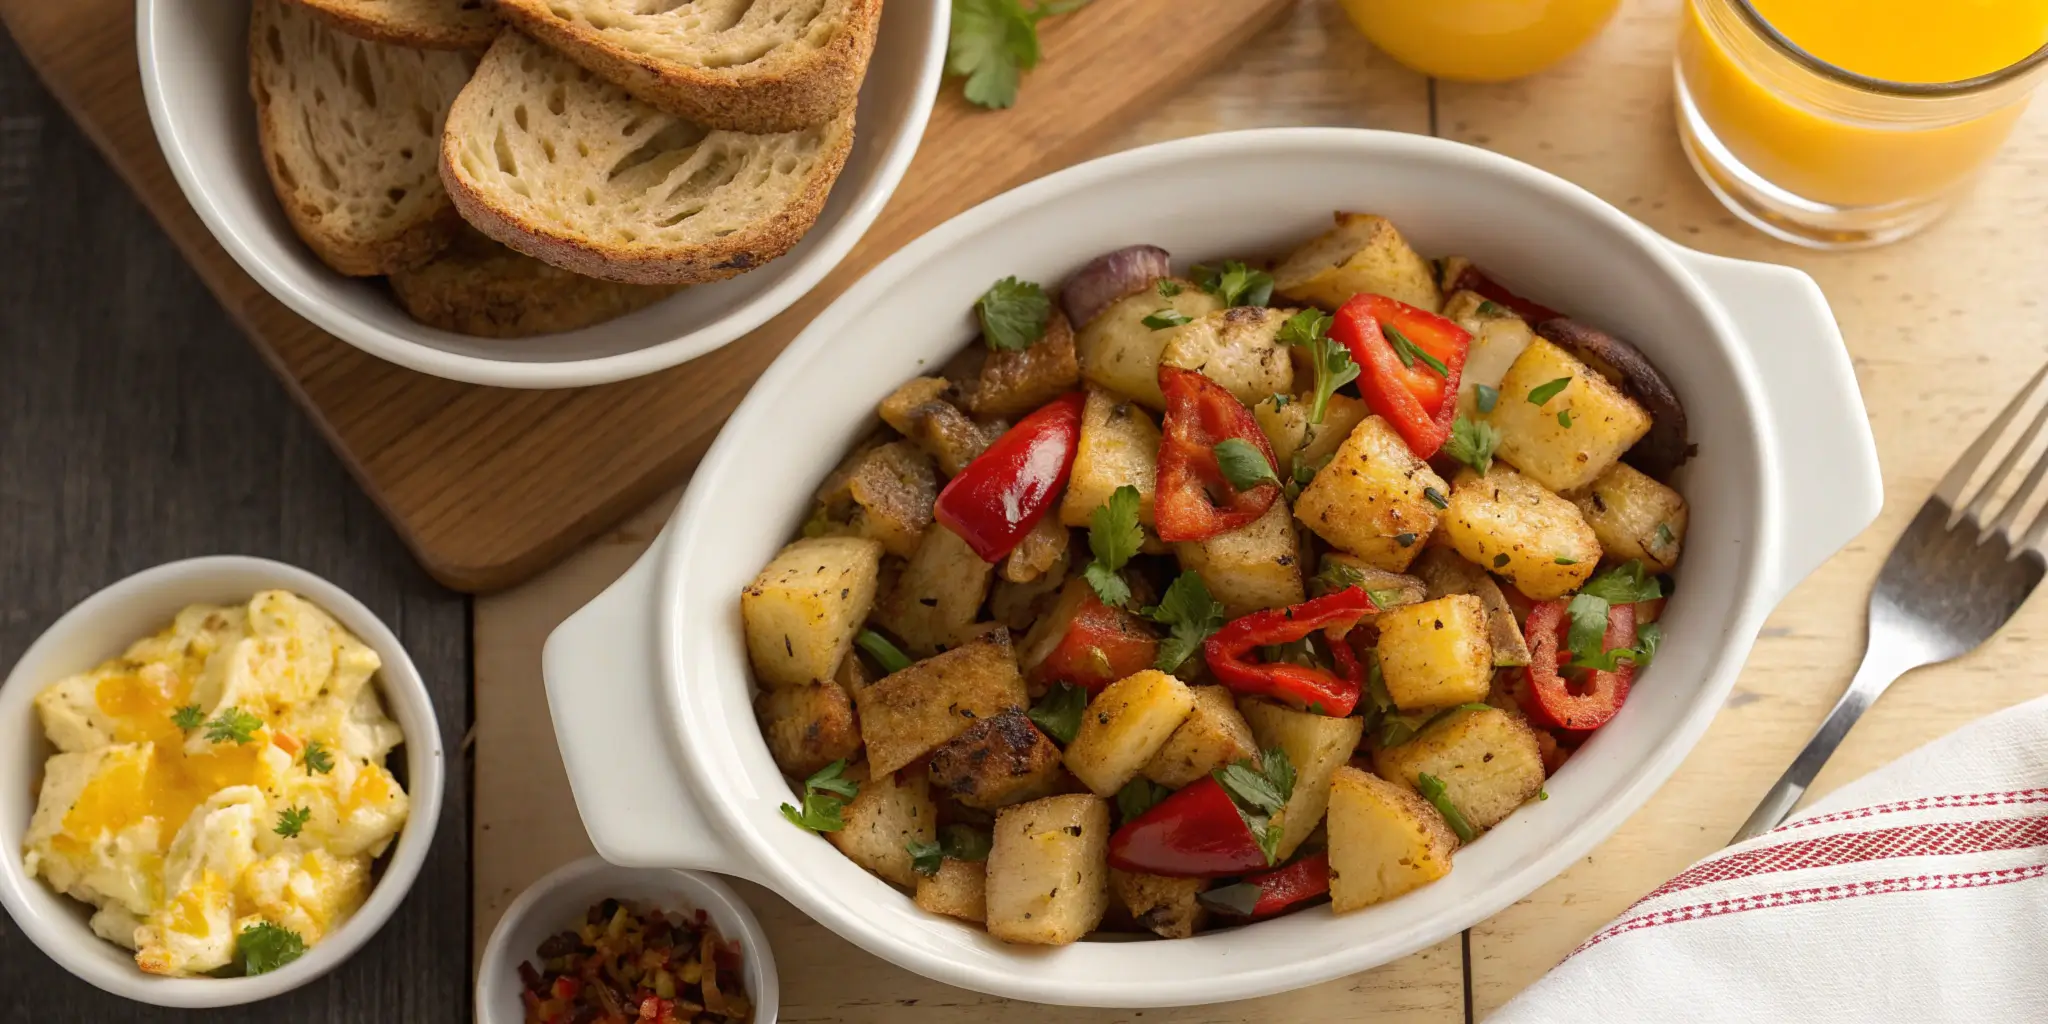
[439,32,855,286]
[288,0,501,50]
[388,227,681,336]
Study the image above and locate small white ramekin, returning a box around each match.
[0,556,446,1008]
[476,856,778,1024]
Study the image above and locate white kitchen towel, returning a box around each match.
[1492,694,2048,1023]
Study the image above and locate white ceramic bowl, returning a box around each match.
[541,128,1885,1007]
[0,557,446,1008]
[476,856,778,1024]
[135,0,946,389]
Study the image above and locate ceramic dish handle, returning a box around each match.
[1677,247,1884,603]
[543,537,754,879]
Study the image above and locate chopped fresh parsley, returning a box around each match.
[907,838,944,877]
[1142,572,1227,673]
[204,707,263,746]
[1212,749,1295,865]
[274,806,312,839]
[1474,384,1500,413]
[1285,452,1333,502]
[1116,777,1171,825]
[1423,487,1448,509]
[975,276,1051,351]
[1383,324,1449,376]
[170,704,204,732]
[1278,309,1359,424]
[1082,485,1144,607]
[1561,567,1663,672]
[1442,415,1500,475]
[1214,437,1279,492]
[1580,560,1664,604]
[1197,881,1263,917]
[1142,309,1192,330]
[1416,773,1478,843]
[1394,532,1418,548]
[856,629,913,674]
[1554,556,1578,566]
[940,823,993,862]
[1655,522,1676,548]
[1156,279,1183,297]
[1316,558,1367,594]
[1367,588,1408,609]
[779,759,860,834]
[946,0,1093,109]
[1027,682,1088,745]
[301,741,334,776]
[1527,376,1572,406]
[1476,299,1505,316]
[1191,260,1274,308]
[1558,408,1574,428]
[235,922,306,976]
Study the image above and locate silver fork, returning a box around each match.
[1730,363,2048,844]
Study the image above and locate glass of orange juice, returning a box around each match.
[1678,0,2048,248]
[1340,0,1622,82]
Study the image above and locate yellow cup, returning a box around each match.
[1341,0,1621,83]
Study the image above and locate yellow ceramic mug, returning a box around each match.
[1340,0,1621,82]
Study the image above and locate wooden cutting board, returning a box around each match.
[0,0,1296,592]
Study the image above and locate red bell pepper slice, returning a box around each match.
[1442,262,1563,324]
[1029,579,1160,694]
[933,391,1085,562]
[1524,599,1637,731]
[1331,294,1470,459]
[1108,776,1269,877]
[1240,851,1331,918]
[1154,366,1281,542]
[1203,587,1375,717]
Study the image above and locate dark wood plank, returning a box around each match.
[0,36,471,1022]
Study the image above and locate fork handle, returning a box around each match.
[1729,648,1912,844]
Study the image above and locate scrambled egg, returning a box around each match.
[22,591,409,976]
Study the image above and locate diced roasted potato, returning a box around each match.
[1442,466,1600,600]
[855,631,1029,775]
[914,858,988,922]
[965,310,1082,420]
[1326,765,1456,912]
[1174,499,1306,618]
[756,678,862,779]
[927,709,1067,811]
[1001,517,1070,584]
[1239,699,1366,861]
[1064,670,1197,796]
[1442,289,1537,420]
[1254,393,1370,479]
[986,794,1111,945]
[1111,869,1208,939]
[742,537,884,688]
[813,440,937,558]
[826,766,937,890]
[1311,553,1428,612]
[1159,306,1297,407]
[1375,596,1494,711]
[879,377,1000,478]
[1572,462,1688,573]
[1272,212,1441,314]
[1076,278,1226,409]
[1060,387,1161,528]
[1410,548,1532,667]
[1294,415,1447,572]
[989,548,1071,632]
[1374,706,1545,832]
[1142,684,1261,788]
[874,526,995,655]
[1484,337,1651,493]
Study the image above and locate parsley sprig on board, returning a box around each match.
[947,0,1093,109]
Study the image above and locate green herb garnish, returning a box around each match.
[1156,279,1183,297]
[1214,437,1280,492]
[1027,682,1088,745]
[1279,308,1359,424]
[1116,777,1171,825]
[857,629,914,674]
[1423,487,1448,509]
[1527,376,1572,406]
[779,759,860,834]
[1191,260,1274,308]
[1213,749,1295,865]
[1474,384,1500,413]
[1416,773,1478,842]
[1143,309,1192,330]
[274,806,311,839]
[1442,415,1500,475]
[235,922,306,976]
[947,0,1093,109]
[975,276,1051,351]
[204,707,263,746]
[1082,484,1144,607]
[1384,325,1448,376]
[1142,572,1226,673]
[302,741,334,776]
[171,705,204,732]
[1558,409,1574,428]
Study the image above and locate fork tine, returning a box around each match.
[1989,435,2048,547]
[1964,385,2048,529]
[1936,360,2048,513]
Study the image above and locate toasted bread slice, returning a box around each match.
[389,228,682,336]
[440,32,855,286]
[492,0,881,132]
[250,0,475,276]
[289,0,501,50]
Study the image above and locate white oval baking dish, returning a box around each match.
[541,128,1883,1007]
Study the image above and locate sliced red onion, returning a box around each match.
[1060,245,1172,328]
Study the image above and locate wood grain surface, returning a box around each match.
[0,0,1294,594]
[0,36,472,1024]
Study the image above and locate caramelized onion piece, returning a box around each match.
[1061,244,1172,328]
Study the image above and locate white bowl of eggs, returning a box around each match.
[0,556,445,1008]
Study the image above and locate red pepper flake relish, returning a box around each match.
[518,898,753,1024]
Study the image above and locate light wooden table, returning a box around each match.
[474,2,2048,1019]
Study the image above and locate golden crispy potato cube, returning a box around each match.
[1254,393,1370,479]
[1326,765,1456,912]
[1374,706,1545,831]
[1485,337,1651,493]
[914,858,988,922]
[1064,670,1198,796]
[1239,698,1367,861]
[1254,394,1311,476]
[1272,212,1441,314]
[1294,415,1447,572]
[1442,290,1537,420]
[743,537,884,689]
[1142,685,1262,788]
[986,794,1111,945]
[1111,869,1209,939]
[1409,548,1532,667]
[1572,462,1688,573]
[965,310,1081,420]
[1076,278,1226,409]
[1060,387,1161,528]
[1375,595,1495,711]
[1443,466,1600,600]
[927,709,1067,811]
[1001,516,1070,584]
[812,440,938,559]
[1293,394,1372,476]
[825,766,937,890]
[1174,500,1306,618]
[855,631,1028,775]
[878,377,996,478]
[756,678,862,779]
[1311,553,1428,612]
[1159,307,1298,408]
[874,526,994,656]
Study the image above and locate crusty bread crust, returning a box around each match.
[438,32,856,287]
[389,228,682,337]
[288,0,501,50]
[491,0,882,132]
